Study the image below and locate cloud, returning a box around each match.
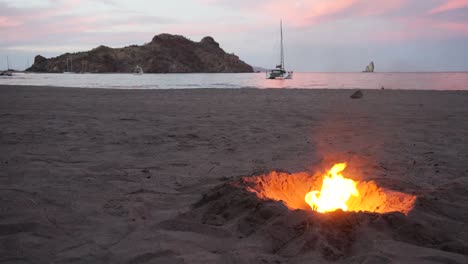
[0,16,23,28]
[0,0,177,48]
[198,0,408,27]
[2,0,468,71]
[430,0,468,14]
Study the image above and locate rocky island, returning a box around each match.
[27,34,253,73]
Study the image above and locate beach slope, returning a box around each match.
[0,85,467,263]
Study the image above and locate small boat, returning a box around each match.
[1,56,13,76]
[133,65,144,75]
[267,20,293,80]
[63,56,74,74]
[80,60,88,73]
[0,71,13,76]
[363,61,374,72]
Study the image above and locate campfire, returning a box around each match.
[177,162,459,262]
[245,162,416,215]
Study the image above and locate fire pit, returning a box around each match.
[159,161,464,262]
[244,163,416,215]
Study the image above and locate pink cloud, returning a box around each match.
[0,16,23,28]
[430,0,468,14]
[436,21,468,34]
[352,0,407,16]
[200,0,409,28]
[163,23,251,36]
[0,0,175,49]
[264,0,359,27]
[404,16,468,35]
[3,0,468,54]
[257,0,468,42]
[372,16,468,42]
[2,12,107,43]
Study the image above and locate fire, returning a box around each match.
[305,163,359,213]
[244,162,416,215]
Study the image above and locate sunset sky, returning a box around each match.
[1,0,468,71]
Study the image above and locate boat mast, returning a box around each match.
[280,20,284,70]
[7,56,10,70]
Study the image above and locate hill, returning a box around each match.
[27,34,253,73]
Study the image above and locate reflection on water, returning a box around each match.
[1,72,468,90]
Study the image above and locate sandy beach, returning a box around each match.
[1,85,467,263]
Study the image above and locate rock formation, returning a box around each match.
[350,90,364,99]
[26,34,254,73]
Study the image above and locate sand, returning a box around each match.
[0,85,467,263]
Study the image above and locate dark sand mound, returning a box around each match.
[160,173,468,263]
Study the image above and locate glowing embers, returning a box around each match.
[244,163,416,215]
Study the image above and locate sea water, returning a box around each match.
[1,72,468,90]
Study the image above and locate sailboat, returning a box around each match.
[80,60,88,73]
[133,65,144,75]
[267,20,293,80]
[1,56,13,76]
[63,56,74,74]
[363,61,375,73]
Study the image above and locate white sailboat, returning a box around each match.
[1,56,13,76]
[363,61,375,73]
[63,56,74,74]
[267,20,293,80]
[133,65,144,75]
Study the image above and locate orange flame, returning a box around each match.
[305,163,359,213]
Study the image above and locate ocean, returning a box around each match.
[1,72,468,90]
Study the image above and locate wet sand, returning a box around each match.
[0,85,467,263]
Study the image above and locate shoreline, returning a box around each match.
[2,84,468,92]
[9,70,468,73]
[2,71,468,90]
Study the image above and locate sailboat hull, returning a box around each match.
[267,70,293,80]
[0,71,13,76]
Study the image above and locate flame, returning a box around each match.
[305,163,359,213]
[245,162,416,215]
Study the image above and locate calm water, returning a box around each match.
[1,72,468,90]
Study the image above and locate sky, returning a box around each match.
[1,0,468,72]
